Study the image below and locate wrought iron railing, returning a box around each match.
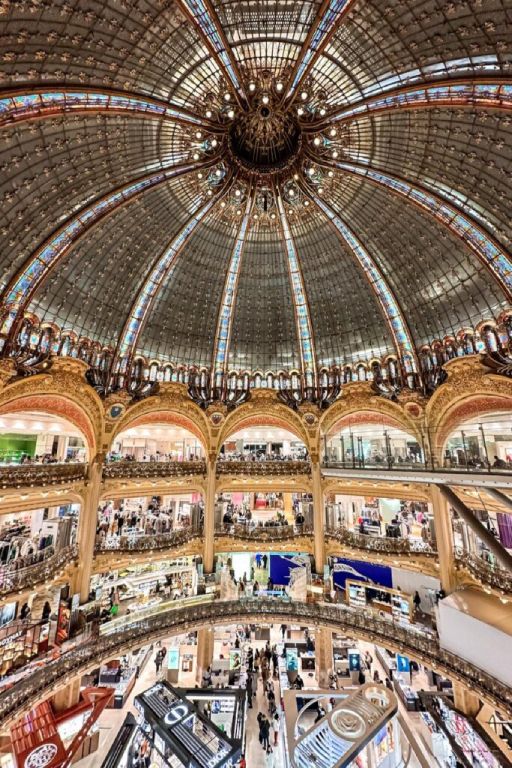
[216,460,311,476]
[0,598,510,726]
[0,463,87,488]
[215,523,313,541]
[322,459,512,476]
[94,527,202,553]
[0,545,78,596]
[454,547,512,594]
[325,527,437,557]
[102,460,207,480]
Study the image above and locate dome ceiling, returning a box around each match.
[0,0,511,382]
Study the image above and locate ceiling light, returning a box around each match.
[304,200,310,206]
[320,108,326,116]
[328,170,334,177]
[262,94,269,105]
[197,172,203,179]
[195,131,202,139]
[276,82,283,92]
[289,189,295,197]
[205,109,213,118]
[236,209,242,215]
[249,82,256,92]
[313,136,321,146]
[253,214,258,220]
[235,189,241,197]
[332,150,338,158]
[300,91,308,100]
[224,93,231,101]
[211,139,218,147]
[220,201,226,208]
[270,213,276,219]
[207,189,213,196]
[227,109,235,119]
[215,168,222,176]
[308,167,315,175]
[318,186,323,193]
[297,107,304,116]
[293,173,299,180]
[329,127,337,137]
[193,152,199,160]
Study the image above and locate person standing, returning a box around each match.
[246,672,253,708]
[262,553,268,570]
[413,590,422,614]
[272,713,280,746]
[261,716,270,750]
[154,652,162,675]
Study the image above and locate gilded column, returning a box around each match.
[429,485,457,593]
[312,461,326,573]
[74,456,103,603]
[203,455,217,574]
[315,627,333,688]
[196,627,214,685]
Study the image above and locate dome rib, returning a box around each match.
[211,184,254,376]
[303,187,419,378]
[177,0,249,107]
[113,174,233,373]
[314,157,512,304]
[0,156,218,344]
[276,190,317,378]
[0,87,218,132]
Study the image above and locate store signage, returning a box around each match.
[21,739,66,768]
[229,649,241,671]
[396,654,410,673]
[0,629,22,648]
[164,703,188,726]
[348,649,361,672]
[167,648,180,670]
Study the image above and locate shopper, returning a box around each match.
[272,712,280,745]
[413,590,422,614]
[41,600,51,621]
[261,716,270,750]
[280,624,287,640]
[262,554,268,570]
[246,672,253,708]
[154,652,162,675]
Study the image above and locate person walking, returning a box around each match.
[261,716,270,750]
[246,671,253,708]
[272,712,280,746]
[154,652,162,675]
[413,590,422,614]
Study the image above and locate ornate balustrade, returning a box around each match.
[102,460,207,480]
[0,463,87,489]
[215,524,313,542]
[325,527,437,557]
[94,527,202,553]
[454,547,512,594]
[0,545,78,596]
[216,460,311,477]
[0,598,510,727]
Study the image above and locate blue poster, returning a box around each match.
[269,553,309,585]
[331,557,393,589]
[348,650,361,672]
[396,654,410,673]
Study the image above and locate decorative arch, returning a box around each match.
[319,383,422,444]
[426,356,512,456]
[216,395,312,453]
[0,359,104,456]
[108,383,211,453]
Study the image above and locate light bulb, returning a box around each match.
[297,107,304,116]
[198,172,203,179]
[304,200,310,206]
[313,136,321,146]
[318,186,323,194]
[228,109,235,118]
[330,127,337,137]
[328,170,334,178]
[221,201,226,208]
[195,131,202,139]
[236,209,242,215]
[270,213,276,219]
[193,152,199,160]
[262,94,269,105]
[308,167,315,175]
[276,82,283,92]
[289,189,295,197]
[301,91,308,100]
[211,139,218,147]
[249,82,256,92]
[332,150,338,158]
[205,109,213,118]
[235,189,241,196]
[224,92,231,101]
[207,189,213,196]
[320,108,326,116]
[215,168,222,176]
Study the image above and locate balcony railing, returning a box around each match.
[0,598,510,727]
[94,527,202,553]
[0,463,87,489]
[322,459,512,476]
[216,460,311,477]
[325,527,437,557]
[215,523,313,541]
[102,460,207,480]
[454,547,512,594]
[0,545,78,596]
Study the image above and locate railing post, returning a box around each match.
[312,461,326,573]
[203,455,217,574]
[74,456,103,603]
[429,485,457,593]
